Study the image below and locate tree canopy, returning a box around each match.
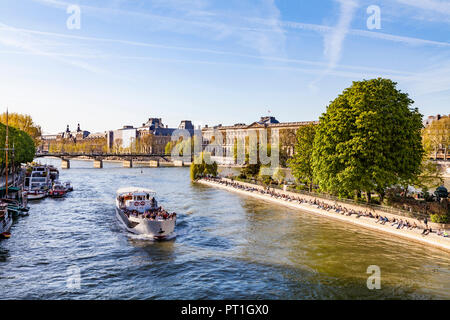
[312,78,424,200]
[288,123,317,191]
[0,122,35,167]
[0,112,41,142]
[190,152,218,181]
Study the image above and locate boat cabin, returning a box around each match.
[116,188,158,213]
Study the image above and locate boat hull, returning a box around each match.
[116,208,176,239]
[0,213,12,236]
[27,192,47,200]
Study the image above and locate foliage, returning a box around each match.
[434,186,448,199]
[288,123,317,191]
[312,78,424,201]
[272,167,286,184]
[168,135,201,157]
[430,213,449,224]
[422,115,449,158]
[0,122,35,166]
[165,141,175,155]
[190,152,217,181]
[0,112,41,143]
[49,137,107,154]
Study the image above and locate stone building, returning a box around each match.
[39,124,97,152]
[107,117,195,154]
[201,116,317,164]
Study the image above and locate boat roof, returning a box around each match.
[0,187,20,192]
[116,187,156,196]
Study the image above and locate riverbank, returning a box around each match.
[198,178,450,253]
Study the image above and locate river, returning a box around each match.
[0,158,449,299]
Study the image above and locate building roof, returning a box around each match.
[202,118,317,131]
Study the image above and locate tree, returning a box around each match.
[190,152,217,181]
[0,112,41,143]
[279,128,297,167]
[422,115,449,160]
[273,167,286,184]
[312,78,424,202]
[0,123,35,170]
[288,123,317,191]
[112,138,123,154]
[413,141,444,192]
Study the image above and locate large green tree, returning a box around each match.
[312,78,424,201]
[0,123,35,169]
[288,123,317,191]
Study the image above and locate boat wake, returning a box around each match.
[127,233,177,241]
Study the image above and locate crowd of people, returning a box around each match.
[203,177,449,238]
[123,207,177,221]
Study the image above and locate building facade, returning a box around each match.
[39,124,106,153]
[107,118,195,154]
[201,116,317,164]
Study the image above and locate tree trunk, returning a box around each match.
[366,191,372,203]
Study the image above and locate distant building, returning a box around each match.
[39,124,103,152]
[424,114,449,127]
[202,116,317,164]
[107,117,194,154]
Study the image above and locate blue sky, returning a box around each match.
[0,0,449,134]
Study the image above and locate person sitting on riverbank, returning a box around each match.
[422,227,432,236]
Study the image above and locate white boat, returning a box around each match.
[24,166,51,200]
[0,203,12,239]
[63,181,73,192]
[115,187,176,240]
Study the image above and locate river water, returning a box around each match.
[0,158,449,299]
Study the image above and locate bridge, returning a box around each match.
[35,152,189,169]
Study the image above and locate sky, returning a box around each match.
[0,0,449,134]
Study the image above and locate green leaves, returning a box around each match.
[0,122,35,166]
[288,123,317,191]
[311,78,423,199]
[190,152,218,181]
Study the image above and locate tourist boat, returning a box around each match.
[49,182,66,198]
[0,203,12,239]
[24,166,51,200]
[115,187,176,240]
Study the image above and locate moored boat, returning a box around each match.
[49,182,66,198]
[63,181,73,192]
[0,187,29,218]
[24,165,51,200]
[115,187,176,240]
[0,203,12,239]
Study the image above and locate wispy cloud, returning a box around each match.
[31,0,450,48]
[324,0,358,70]
[0,22,101,73]
[0,21,417,79]
[396,0,450,15]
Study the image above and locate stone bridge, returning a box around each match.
[34,153,189,169]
